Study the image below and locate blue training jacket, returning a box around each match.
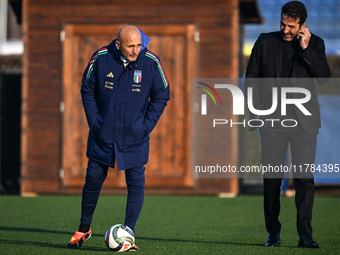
[81,31,170,170]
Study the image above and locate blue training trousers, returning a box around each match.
[80,159,145,232]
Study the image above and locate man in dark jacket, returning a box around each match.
[67,25,170,251]
[245,1,330,249]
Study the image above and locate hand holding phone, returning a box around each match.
[297,26,311,50]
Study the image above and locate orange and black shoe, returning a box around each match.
[67,228,92,249]
[129,244,139,252]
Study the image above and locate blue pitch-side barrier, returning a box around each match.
[315,95,340,184]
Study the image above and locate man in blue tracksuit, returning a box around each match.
[67,25,170,251]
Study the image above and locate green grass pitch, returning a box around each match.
[0,195,339,254]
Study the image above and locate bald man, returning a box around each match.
[67,25,170,251]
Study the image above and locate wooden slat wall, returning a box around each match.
[22,0,240,195]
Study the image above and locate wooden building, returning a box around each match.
[20,0,261,195]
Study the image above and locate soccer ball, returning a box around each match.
[105,224,135,252]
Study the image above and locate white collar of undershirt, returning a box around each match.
[120,56,130,68]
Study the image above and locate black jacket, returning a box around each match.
[245,31,330,134]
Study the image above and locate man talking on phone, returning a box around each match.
[245,1,330,248]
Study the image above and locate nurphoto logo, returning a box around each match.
[195,79,313,128]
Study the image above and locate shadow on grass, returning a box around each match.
[0,226,106,251]
[0,239,106,252]
[0,225,298,249]
[137,236,267,248]
[0,226,107,237]
[138,237,300,249]
[0,226,73,236]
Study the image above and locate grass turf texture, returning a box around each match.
[0,195,339,255]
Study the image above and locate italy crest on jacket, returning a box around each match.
[81,31,170,170]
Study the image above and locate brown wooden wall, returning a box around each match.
[21,0,240,195]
